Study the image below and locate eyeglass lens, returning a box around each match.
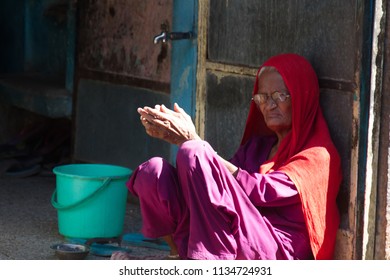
[255,91,289,104]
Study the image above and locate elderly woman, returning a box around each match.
[113,53,342,260]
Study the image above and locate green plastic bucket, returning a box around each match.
[51,164,132,239]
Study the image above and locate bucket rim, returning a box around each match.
[52,163,132,180]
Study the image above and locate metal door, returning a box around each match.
[73,0,197,168]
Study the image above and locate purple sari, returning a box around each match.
[127,138,313,260]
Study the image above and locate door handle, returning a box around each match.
[153,31,194,44]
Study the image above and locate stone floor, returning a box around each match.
[0,173,168,260]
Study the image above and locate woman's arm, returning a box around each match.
[235,169,300,207]
[218,156,239,177]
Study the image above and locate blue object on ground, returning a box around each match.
[67,238,132,257]
[122,233,170,251]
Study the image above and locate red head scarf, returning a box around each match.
[241,53,342,260]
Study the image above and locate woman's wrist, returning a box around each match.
[177,134,202,146]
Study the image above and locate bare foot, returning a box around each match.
[162,235,179,257]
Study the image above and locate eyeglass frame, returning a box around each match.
[252,91,291,105]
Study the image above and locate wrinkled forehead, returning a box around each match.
[257,66,278,78]
[259,54,319,94]
[257,66,289,92]
[257,60,303,98]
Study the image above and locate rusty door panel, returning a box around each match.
[74,0,173,169]
[77,0,172,87]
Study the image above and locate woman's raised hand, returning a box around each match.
[138,103,201,145]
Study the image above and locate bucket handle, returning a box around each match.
[51,178,112,210]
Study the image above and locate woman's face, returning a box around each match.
[255,69,292,139]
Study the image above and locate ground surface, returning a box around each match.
[0,174,168,260]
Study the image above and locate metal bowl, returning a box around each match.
[51,243,90,260]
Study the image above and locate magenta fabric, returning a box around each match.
[127,139,313,260]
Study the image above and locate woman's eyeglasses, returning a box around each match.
[252,91,291,105]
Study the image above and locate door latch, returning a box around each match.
[153,31,194,44]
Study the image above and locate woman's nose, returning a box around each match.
[264,97,277,108]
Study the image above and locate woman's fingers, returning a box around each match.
[138,107,172,141]
[173,103,192,124]
[137,104,200,145]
